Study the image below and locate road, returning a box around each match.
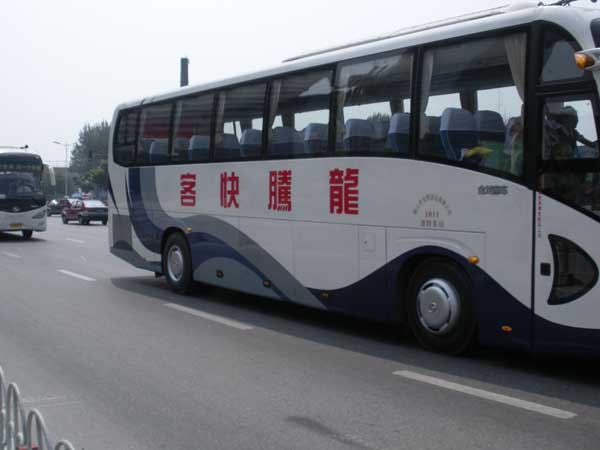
[1,217,600,450]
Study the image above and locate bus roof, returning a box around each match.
[116,2,599,112]
[0,152,43,164]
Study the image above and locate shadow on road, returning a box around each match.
[0,232,45,243]
[111,275,600,410]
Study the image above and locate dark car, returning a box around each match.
[62,199,108,225]
[47,198,73,216]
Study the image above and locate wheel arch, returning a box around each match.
[160,227,189,272]
[395,250,474,323]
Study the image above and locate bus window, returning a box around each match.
[335,52,413,156]
[540,94,600,218]
[418,33,526,178]
[172,94,214,163]
[215,83,266,161]
[540,29,591,84]
[114,111,138,166]
[137,103,173,165]
[268,70,333,157]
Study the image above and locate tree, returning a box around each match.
[69,121,110,192]
[366,112,391,123]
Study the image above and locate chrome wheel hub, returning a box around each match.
[167,246,185,282]
[417,278,460,335]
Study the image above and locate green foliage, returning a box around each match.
[70,121,110,192]
[366,112,391,123]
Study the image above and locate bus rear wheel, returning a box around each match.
[406,258,476,355]
[162,233,193,294]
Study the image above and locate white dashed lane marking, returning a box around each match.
[2,251,21,259]
[66,238,85,244]
[394,370,577,420]
[164,303,253,331]
[57,269,96,282]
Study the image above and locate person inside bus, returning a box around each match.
[545,106,598,160]
[504,116,524,177]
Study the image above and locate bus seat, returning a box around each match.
[371,119,390,152]
[271,127,304,156]
[188,135,210,161]
[344,119,374,153]
[172,138,190,160]
[475,111,505,143]
[140,139,154,159]
[440,108,478,161]
[422,116,443,157]
[240,129,262,158]
[475,110,506,170]
[216,134,241,160]
[304,123,328,153]
[388,113,410,156]
[149,139,169,163]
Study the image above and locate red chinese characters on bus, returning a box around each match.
[268,170,292,212]
[180,173,197,207]
[220,171,240,209]
[329,168,359,215]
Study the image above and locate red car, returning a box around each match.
[62,199,108,225]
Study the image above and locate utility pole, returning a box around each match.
[53,141,69,197]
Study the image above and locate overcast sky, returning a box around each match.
[1,0,516,165]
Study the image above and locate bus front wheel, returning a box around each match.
[406,258,476,355]
[162,233,193,294]
[22,230,33,240]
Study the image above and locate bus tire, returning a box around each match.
[62,215,68,224]
[22,230,33,240]
[406,258,476,355]
[163,232,193,295]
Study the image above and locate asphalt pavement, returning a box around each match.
[1,217,600,450]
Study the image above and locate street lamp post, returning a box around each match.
[53,141,69,197]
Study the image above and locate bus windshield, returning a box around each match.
[0,171,42,197]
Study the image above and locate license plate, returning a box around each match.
[10,223,22,229]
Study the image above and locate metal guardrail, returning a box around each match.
[0,366,76,450]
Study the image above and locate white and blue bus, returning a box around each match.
[0,152,52,239]
[108,2,600,355]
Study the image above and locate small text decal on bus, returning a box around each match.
[478,185,508,196]
[413,194,452,229]
[268,170,292,212]
[220,172,240,209]
[180,173,197,207]
[330,168,359,215]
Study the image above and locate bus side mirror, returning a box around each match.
[45,164,56,186]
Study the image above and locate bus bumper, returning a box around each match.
[0,208,47,232]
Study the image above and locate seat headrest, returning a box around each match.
[221,133,240,150]
[344,119,374,139]
[441,108,476,132]
[272,127,303,144]
[149,139,169,162]
[390,113,410,134]
[475,111,505,134]
[304,123,328,141]
[240,129,262,145]
[188,135,210,151]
